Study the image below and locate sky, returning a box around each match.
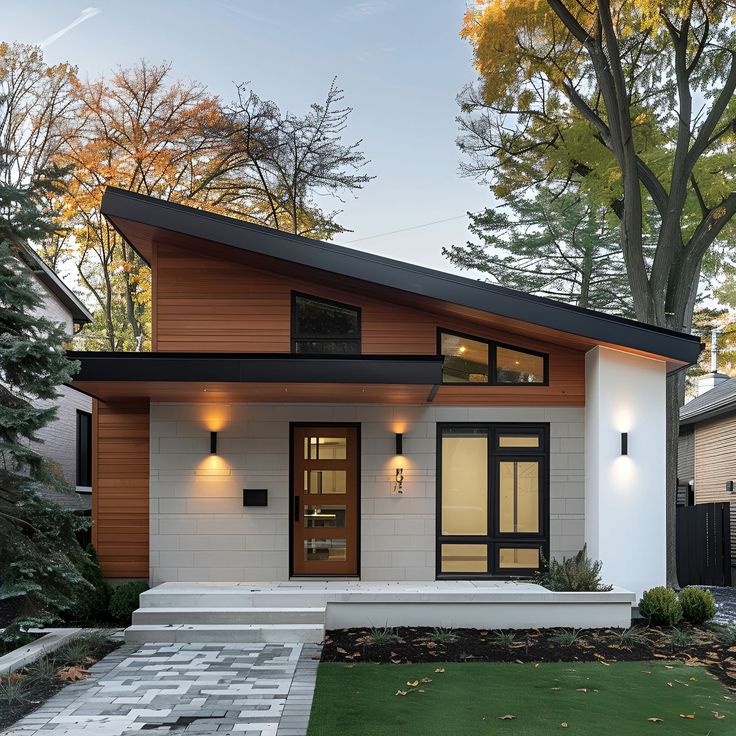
[3,1,492,273]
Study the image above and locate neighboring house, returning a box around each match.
[679,365,736,575]
[11,238,94,513]
[68,187,701,598]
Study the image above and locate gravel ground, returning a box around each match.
[700,585,736,626]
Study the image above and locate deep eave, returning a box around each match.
[100,187,703,371]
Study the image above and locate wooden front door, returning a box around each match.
[291,426,359,576]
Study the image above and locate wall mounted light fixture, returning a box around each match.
[620,432,628,456]
[395,433,403,455]
[210,431,218,454]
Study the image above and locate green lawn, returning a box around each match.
[307,660,735,735]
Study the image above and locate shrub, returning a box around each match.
[66,545,111,621]
[362,626,401,645]
[669,628,693,647]
[610,627,648,648]
[713,625,736,646]
[550,627,584,646]
[108,581,148,622]
[638,586,683,627]
[536,546,613,592]
[491,630,515,648]
[679,587,716,625]
[430,627,458,643]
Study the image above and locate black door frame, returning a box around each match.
[435,422,550,579]
[288,422,362,578]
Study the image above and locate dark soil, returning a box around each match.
[323,623,736,691]
[0,634,121,732]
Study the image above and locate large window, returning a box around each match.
[76,410,92,488]
[438,329,547,385]
[292,293,361,354]
[437,423,548,578]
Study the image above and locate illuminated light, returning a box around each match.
[459,345,467,354]
[195,454,231,477]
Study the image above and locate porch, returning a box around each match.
[126,580,636,644]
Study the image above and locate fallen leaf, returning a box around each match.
[498,715,516,720]
[576,688,587,693]
[336,647,347,654]
[434,667,445,673]
[646,717,664,723]
[395,690,409,696]
[666,682,673,688]
[561,722,568,728]
[550,687,561,691]
[57,666,89,682]
[714,712,726,720]
[679,714,695,719]
[689,677,696,682]
[407,680,419,687]
[390,659,402,665]
[664,664,674,669]
[599,660,610,666]
[641,670,653,674]
[421,677,432,683]
[343,664,355,669]
[533,663,540,669]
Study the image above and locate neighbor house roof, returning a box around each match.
[100,186,702,370]
[11,237,92,326]
[680,375,736,426]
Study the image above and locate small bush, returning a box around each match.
[108,581,148,622]
[669,628,693,648]
[491,630,516,648]
[536,546,613,592]
[363,626,402,645]
[430,627,458,643]
[610,627,648,648]
[550,627,584,646]
[679,587,716,625]
[67,544,111,621]
[639,586,683,627]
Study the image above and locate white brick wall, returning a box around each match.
[149,404,585,584]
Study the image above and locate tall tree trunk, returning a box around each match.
[665,370,687,588]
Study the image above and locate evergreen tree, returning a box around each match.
[444,189,634,316]
[0,174,86,629]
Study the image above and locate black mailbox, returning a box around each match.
[243,488,268,507]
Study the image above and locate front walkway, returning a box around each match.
[4,641,320,736]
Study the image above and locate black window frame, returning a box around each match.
[291,291,361,355]
[76,409,92,488]
[436,422,550,580]
[437,328,549,386]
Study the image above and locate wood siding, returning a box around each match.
[153,243,585,405]
[92,400,149,578]
[678,425,695,484]
[694,415,736,567]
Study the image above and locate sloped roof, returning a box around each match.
[680,375,736,425]
[100,186,702,370]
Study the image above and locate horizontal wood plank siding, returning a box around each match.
[92,400,149,578]
[694,416,736,567]
[154,244,585,405]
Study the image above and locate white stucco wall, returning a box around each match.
[585,346,667,598]
[148,403,584,584]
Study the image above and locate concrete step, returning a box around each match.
[132,606,326,625]
[139,590,335,608]
[125,623,324,644]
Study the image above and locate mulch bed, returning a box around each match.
[0,635,121,732]
[322,624,736,691]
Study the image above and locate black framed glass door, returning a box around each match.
[436,423,549,578]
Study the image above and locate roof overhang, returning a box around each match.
[100,187,703,373]
[67,352,443,403]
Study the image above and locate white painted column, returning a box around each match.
[584,346,667,598]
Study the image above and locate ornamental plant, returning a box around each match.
[679,587,716,625]
[639,587,683,627]
[536,546,613,592]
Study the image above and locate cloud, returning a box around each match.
[39,7,101,49]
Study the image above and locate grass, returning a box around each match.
[362,627,402,646]
[307,660,736,735]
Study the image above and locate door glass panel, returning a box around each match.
[440,544,488,573]
[304,505,346,528]
[499,435,540,448]
[440,332,489,383]
[304,436,347,460]
[303,469,347,494]
[499,547,540,569]
[304,538,347,562]
[441,430,488,535]
[496,346,545,384]
[499,460,540,533]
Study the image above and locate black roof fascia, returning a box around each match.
[100,187,703,368]
[12,238,92,325]
[67,352,443,385]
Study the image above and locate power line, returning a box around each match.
[343,214,469,244]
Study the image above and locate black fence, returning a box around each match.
[676,502,732,587]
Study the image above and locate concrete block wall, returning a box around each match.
[149,403,585,584]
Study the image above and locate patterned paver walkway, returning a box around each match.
[3,642,320,736]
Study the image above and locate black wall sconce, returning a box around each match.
[726,480,734,494]
[210,431,218,454]
[395,433,403,455]
[620,432,628,456]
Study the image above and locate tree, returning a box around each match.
[225,79,373,239]
[444,189,634,316]
[459,0,736,584]
[0,173,86,629]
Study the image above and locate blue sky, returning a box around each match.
[4,1,492,273]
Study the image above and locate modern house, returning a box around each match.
[12,238,94,513]
[68,187,702,641]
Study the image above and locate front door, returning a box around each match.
[291,425,359,576]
